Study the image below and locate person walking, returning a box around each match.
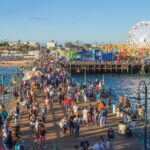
[14,103,20,126]
[82,107,88,126]
[0,113,3,129]
[80,137,90,150]
[4,131,13,150]
[107,127,115,150]
[138,105,144,120]
[99,108,107,127]
[107,98,112,112]
[68,112,75,135]
[62,115,68,135]
[73,116,81,137]
[93,108,99,126]
[73,103,79,117]
[1,125,10,150]
[65,96,71,111]
[1,108,8,123]
[39,124,46,146]
[98,101,105,112]
[93,139,105,150]
[41,102,47,123]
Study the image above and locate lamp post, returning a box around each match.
[70,60,71,77]
[1,75,5,105]
[137,81,148,150]
[84,66,86,85]
[16,67,19,91]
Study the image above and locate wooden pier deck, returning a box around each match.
[8,100,143,150]
[61,61,150,74]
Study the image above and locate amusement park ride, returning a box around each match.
[126,21,150,56]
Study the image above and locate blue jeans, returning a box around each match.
[100,116,106,127]
[75,127,80,137]
[95,118,99,125]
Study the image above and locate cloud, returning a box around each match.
[29,16,50,21]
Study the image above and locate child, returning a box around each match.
[88,113,92,126]
[39,124,46,146]
[30,114,35,131]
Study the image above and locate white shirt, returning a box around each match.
[73,105,79,113]
[35,121,39,131]
[82,109,88,119]
[93,143,104,150]
[50,91,54,97]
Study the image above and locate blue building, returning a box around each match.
[75,49,103,61]
[95,49,102,61]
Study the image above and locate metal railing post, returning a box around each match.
[2,75,5,105]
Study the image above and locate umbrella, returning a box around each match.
[34,70,43,76]
[25,71,34,76]
[22,76,28,81]
[39,69,46,74]
[32,67,37,71]
[22,74,33,81]
[25,71,31,76]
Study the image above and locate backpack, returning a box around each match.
[2,111,8,119]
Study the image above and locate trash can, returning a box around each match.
[118,122,127,135]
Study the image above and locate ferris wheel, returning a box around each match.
[126,21,150,48]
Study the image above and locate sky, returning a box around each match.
[0,0,150,44]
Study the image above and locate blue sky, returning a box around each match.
[0,0,150,43]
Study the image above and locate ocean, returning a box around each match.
[0,67,18,87]
[72,73,150,109]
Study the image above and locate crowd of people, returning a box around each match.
[0,55,143,150]
[117,96,144,123]
[0,102,25,150]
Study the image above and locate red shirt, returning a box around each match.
[65,97,71,106]
[96,85,99,91]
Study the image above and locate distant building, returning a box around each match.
[8,41,40,50]
[46,41,57,49]
[27,50,40,59]
[24,41,40,48]
[9,42,18,49]
[0,48,40,60]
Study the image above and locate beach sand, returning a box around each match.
[0,60,32,67]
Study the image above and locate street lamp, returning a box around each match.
[84,66,86,85]
[16,67,19,91]
[70,60,71,77]
[1,75,5,105]
[137,81,148,150]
